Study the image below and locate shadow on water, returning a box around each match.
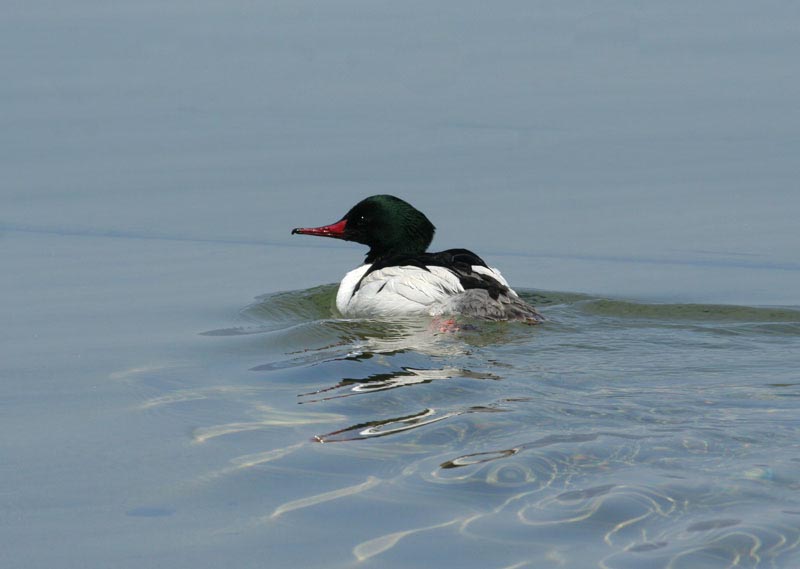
[187,287,800,567]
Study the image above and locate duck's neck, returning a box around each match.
[366,246,425,264]
[363,217,435,264]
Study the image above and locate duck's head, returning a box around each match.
[292,195,436,263]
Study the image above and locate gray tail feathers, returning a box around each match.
[448,290,545,323]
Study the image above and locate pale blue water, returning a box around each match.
[2,2,800,568]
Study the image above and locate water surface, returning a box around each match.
[147,287,800,567]
[3,2,800,568]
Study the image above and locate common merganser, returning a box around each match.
[291,195,543,323]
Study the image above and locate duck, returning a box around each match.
[291,195,543,323]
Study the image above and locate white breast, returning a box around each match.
[335,263,515,318]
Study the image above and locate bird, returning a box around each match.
[291,195,543,323]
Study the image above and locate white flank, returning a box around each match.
[336,262,515,317]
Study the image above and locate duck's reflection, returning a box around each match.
[314,408,455,442]
[314,404,510,443]
[242,303,537,443]
[299,366,499,403]
[340,317,472,357]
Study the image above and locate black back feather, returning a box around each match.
[353,248,507,300]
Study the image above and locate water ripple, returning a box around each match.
[185,285,800,567]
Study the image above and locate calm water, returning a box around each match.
[3,2,800,568]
